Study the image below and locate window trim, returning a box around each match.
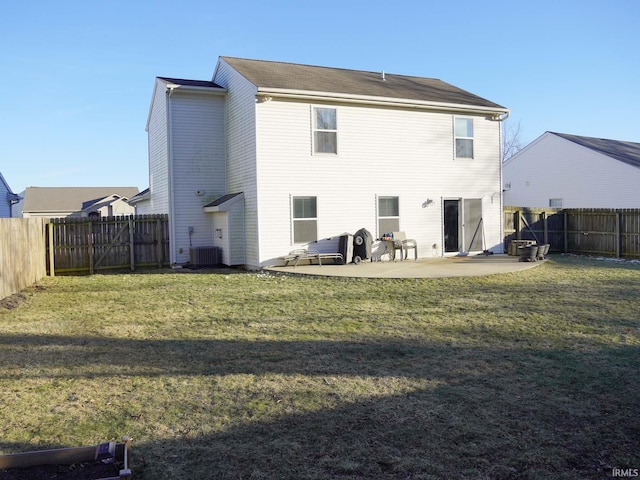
[312,106,338,155]
[454,116,474,159]
[377,195,400,237]
[291,195,318,244]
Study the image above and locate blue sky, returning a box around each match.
[1,0,638,193]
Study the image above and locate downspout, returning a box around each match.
[489,110,510,253]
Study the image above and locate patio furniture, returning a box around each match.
[280,249,344,267]
[391,231,418,260]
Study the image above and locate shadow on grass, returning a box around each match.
[1,334,638,479]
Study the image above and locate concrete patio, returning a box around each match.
[265,254,546,278]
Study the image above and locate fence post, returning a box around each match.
[156,218,163,267]
[88,230,94,275]
[615,211,621,258]
[47,221,55,277]
[563,211,569,253]
[129,216,135,271]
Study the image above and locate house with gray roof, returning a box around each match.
[145,56,509,268]
[20,187,139,218]
[503,132,640,208]
[0,172,20,217]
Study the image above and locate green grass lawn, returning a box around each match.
[1,255,638,479]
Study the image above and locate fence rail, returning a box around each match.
[46,215,170,275]
[0,218,47,299]
[504,207,640,259]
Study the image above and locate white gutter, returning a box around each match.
[256,87,509,117]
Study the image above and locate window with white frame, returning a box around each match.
[292,196,317,243]
[313,107,337,154]
[454,117,474,158]
[549,198,563,208]
[378,196,399,235]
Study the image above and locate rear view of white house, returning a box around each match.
[142,56,509,269]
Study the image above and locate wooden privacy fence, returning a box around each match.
[46,215,170,275]
[0,218,47,300]
[504,207,640,259]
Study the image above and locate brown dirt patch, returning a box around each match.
[0,293,26,310]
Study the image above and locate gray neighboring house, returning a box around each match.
[0,172,20,217]
[503,132,640,208]
[20,187,140,218]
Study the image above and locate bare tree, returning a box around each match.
[502,119,526,162]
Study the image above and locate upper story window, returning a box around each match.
[313,107,337,154]
[455,117,474,158]
[549,198,563,208]
[378,196,399,235]
[292,196,317,244]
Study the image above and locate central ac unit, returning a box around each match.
[189,246,220,267]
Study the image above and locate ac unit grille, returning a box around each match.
[189,246,220,267]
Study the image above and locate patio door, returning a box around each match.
[443,198,483,254]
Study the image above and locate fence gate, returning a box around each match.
[46,215,169,275]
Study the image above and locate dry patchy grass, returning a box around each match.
[0,255,638,479]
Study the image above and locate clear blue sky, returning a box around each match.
[1,0,638,193]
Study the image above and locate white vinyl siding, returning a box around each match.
[169,92,226,264]
[504,132,640,208]
[213,60,258,267]
[254,99,503,263]
[147,80,169,214]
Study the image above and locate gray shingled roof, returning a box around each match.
[220,56,506,110]
[158,77,224,89]
[551,132,640,169]
[203,192,243,208]
[22,187,140,213]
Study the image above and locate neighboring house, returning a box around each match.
[503,132,640,209]
[0,172,20,217]
[20,187,139,218]
[145,56,509,269]
[126,188,152,215]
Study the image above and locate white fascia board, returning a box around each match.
[161,81,227,96]
[256,87,509,116]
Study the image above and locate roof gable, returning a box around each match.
[551,132,640,169]
[0,172,14,195]
[219,56,506,110]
